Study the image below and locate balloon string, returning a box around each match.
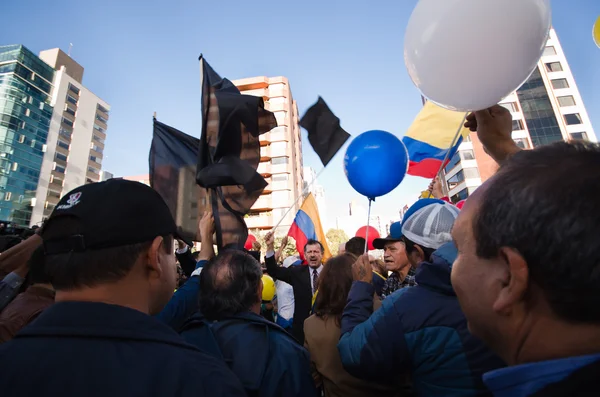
[423,112,468,200]
[364,198,373,254]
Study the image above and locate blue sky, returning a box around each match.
[2,0,599,227]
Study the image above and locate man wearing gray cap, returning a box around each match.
[338,200,504,396]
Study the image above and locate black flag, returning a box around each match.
[300,97,350,166]
[198,55,277,250]
[149,118,201,244]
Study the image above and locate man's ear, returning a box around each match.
[414,245,426,263]
[146,236,166,280]
[493,247,529,315]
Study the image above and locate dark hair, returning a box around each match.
[28,246,51,284]
[403,236,435,262]
[304,239,324,253]
[199,249,262,321]
[191,251,200,261]
[345,237,366,257]
[43,217,173,290]
[474,142,600,323]
[314,254,355,326]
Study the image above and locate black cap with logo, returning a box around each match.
[42,179,184,254]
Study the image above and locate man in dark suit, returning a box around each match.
[264,232,323,343]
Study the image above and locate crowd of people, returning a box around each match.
[0,104,598,396]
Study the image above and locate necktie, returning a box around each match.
[312,269,319,294]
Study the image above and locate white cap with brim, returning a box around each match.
[401,202,460,250]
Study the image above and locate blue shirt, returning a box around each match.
[0,272,25,312]
[484,353,600,397]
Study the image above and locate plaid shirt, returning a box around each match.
[381,268,416,299]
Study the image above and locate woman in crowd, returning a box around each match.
[304,254,405,397]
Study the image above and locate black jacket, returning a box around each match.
[530,358,600,397]
[0,301,246,397]
[265,253,312,342]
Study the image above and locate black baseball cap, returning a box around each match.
[43,179,186,254]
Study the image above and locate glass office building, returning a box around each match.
[0,45,54,226]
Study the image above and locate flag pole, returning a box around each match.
[424,113,468,199]
[271,167,327,232]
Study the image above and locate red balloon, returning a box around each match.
[355,226,380,251]
[244,234,257,250]
[456,199,467,210]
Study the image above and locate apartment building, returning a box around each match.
[28,48,110,225]
[443,28,597,202]
[234,76,304,235]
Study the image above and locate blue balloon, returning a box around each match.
[344,130,408,199]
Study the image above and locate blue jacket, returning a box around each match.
[155,259,206,331]
[181,311,318,397]
[338,243,505,396]
[0,301,246,397]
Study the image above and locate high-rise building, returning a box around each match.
[303,166,328,228]
[0,45,56,226]
[234,76,304,235]
[0,45,110,226]
[443,28,597,202]
[30,48,110,225]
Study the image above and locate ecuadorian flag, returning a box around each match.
[288,193,331,263]
[402,102,471,178]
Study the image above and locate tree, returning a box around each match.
[326,228,349,255]
[252,232,297,263]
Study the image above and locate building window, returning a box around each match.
[272,174,288,182]
[501,102,519,113]
[47,190,61,199]
[4,192,11,201]
[59,128,72,139]
[450,188,469,204]
[95,114,108,124]
[11,162,18,171]
[93,123,105,133]
[551,78,569,89]
[67,95,78,105]
[542,46,557,56]
[514,138,530,149]
[463,167,480,179]
[68,83,80,95]
[564,113,582,125]
[557,96,576,107]
[512,119,525,131]
[461,150,475,161]
[545,62,563,73]
[91,144,103,154]
[570,132,588,141]
[444,152,461,172]
[55,153,67,162]
[65,106,76,117]
[55,165,66,174]
[93,135,105,144]
[62,117,74,127]
[97,104,109,114]
[57,140,70,150]
[447,170,465,189]
[87,166,100,175]
[18,134,25,143]
[271,157,288,165]
[90,155,102,165]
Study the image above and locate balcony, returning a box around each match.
[242,88,268,99]
[252,195,272,211]
[266,101,288,113]
[257,162,272,176]
[263,177,272,193]
[245,213,274,229]
[233,76,269,91]
[260,146,271,161]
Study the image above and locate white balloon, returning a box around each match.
[404,0,552,112]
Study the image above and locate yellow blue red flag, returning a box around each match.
[402,102,470,178]
[288,193,331,262]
